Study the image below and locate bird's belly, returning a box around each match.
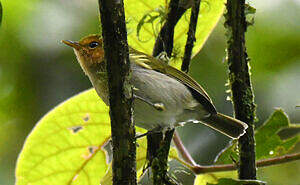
[130,66,204,130]
[133,99,179,130]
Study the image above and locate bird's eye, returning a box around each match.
[88,41,99,49]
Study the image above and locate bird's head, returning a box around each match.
[62,34,105,75]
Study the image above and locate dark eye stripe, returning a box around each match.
[89,41,99,48]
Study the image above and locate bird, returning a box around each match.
[62,34,248,139]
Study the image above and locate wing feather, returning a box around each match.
[129,48,217,113]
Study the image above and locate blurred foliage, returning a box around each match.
[0,1,2,27]
[216,109,299,164]
[0,0,299,185]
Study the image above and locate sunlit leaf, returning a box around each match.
[125,0,226,66]
[16,89,144,185]
[206,178,266,185]
[194,171,237,185]
[215,109,300,164]
[16,88,178,185]
[16,89,111,185]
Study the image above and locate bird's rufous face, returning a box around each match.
[62,34,105,67]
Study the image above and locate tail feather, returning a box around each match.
[201,113,248,139]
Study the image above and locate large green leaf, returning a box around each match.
[216,109,300,164]
[16,89,111,185]
[125,0,226,65]
[16,89,177,185]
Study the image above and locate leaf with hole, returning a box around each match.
[16,89,178,185]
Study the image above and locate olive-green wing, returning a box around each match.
[129,48,217,113]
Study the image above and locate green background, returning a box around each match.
[0,0,299,184]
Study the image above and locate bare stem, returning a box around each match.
[190,152,300,174]
[172,131,197,166]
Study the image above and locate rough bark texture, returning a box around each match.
[224,0,257,180]
[147,130,177,185]
[98,1,136,184]
[152,0,186,57]
[181,0,201,73]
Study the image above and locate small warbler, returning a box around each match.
[62,34,248,139]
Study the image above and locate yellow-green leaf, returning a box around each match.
[16,89,111,185]
[16,88,178,185]
[125,0,226,67]
[194,171,237,185]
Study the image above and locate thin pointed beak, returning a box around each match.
[61,40,81,50]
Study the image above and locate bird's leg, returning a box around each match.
[135,127,162,139]
[155,51,170,64]
[133,93,165,111]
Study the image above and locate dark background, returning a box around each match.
[0,0,299,184]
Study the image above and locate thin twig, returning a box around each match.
[188,152,300,174]
[181,0,201,73]
[173,131,197,166]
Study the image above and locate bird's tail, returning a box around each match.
[201,113,248,139]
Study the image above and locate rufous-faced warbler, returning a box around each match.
[62,34,248,139]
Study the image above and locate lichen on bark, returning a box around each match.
[224,0,257,180]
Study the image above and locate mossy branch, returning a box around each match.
[224,0,257,179]
[98,0,136,184]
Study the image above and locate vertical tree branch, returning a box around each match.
[98,1,136,185]
[224,0,257,180]
[147,1,189,184]
[181,0,201,73]
[150,129,178,185]
[152,0,187,57]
